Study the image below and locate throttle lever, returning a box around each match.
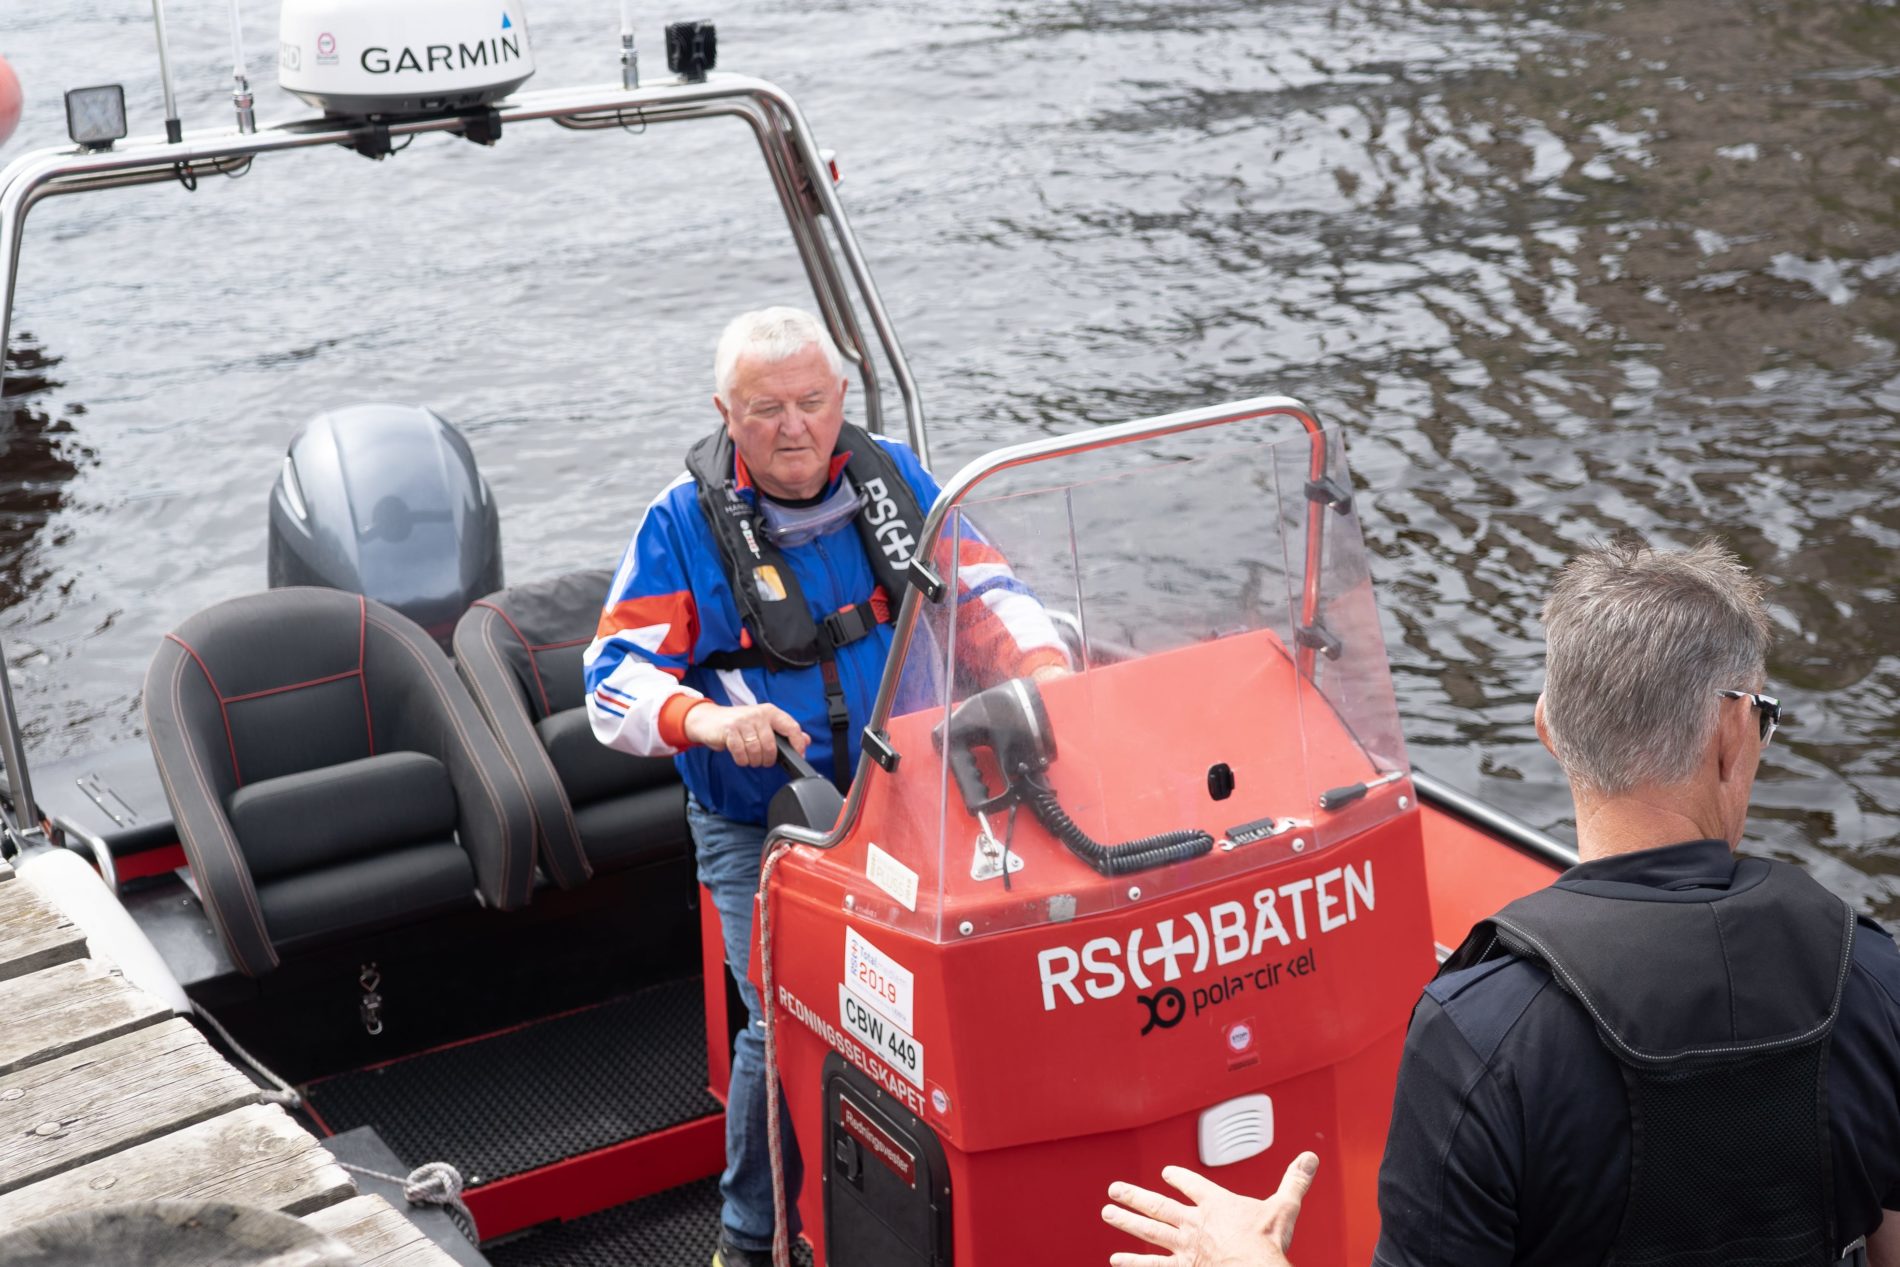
[776,733,823,783]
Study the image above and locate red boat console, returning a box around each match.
[760,408,1441,1266]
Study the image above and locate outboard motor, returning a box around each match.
[268,404,502,647]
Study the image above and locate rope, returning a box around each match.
[193,986,476,1247]
[339,1160,479,1247]
[757,838,795,1267]
[191,1001,301,1109]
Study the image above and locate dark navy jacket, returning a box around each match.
[1373,840,1900,1266]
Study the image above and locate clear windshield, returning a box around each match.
[811,410,1409,942]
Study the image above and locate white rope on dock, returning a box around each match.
[338,1159,479,1247]
[190,1000,302,1109]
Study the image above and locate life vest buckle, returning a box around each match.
[821,602,878,649]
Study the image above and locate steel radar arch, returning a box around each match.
[0,68,928,848]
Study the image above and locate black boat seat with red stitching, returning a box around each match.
[453,569,690,889]
[143,587,537,978]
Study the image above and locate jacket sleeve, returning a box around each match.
[584,491,709,757]
[1371,995,1521,1267]
[882,438,1069,679]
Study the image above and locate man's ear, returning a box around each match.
[714,395,733,429]
[1534,694,1555,756]
[1714,693,1749,783]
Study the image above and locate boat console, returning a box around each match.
[765,401,1438,1265]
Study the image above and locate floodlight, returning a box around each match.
[65,85,127,151]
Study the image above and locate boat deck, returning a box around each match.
[0,857,462,1263]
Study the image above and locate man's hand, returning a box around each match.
[1102,1153,1319,1267]
[682,702,809,768]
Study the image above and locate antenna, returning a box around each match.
[150,0,183,142]
[228,0,256,133]
[619,0,639,88]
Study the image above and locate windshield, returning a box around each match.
[804,403,1409,942]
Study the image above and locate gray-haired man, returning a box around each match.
[587,307,1067,1267]
[1105,540,1900,1267]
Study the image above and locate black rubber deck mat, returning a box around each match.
[304,977,720,1183]
[486,1178,812,1267]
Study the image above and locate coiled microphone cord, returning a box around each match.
[1017,773,1214,876]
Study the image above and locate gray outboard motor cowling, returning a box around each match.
[268,404,502,646]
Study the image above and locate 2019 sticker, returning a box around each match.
[845,926,915,1032]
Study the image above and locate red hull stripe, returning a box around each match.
[114,843,187,883]
[464,1112,726,1239]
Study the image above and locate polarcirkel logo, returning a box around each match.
[1035,860,1375,1023]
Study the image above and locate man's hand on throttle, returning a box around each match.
[682,702,809,767]
[1102,1153,1319,1267]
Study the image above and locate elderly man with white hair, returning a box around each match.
[586,307,1067,1267]
[1104,539,1900,1267]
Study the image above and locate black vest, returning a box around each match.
[1440,854,1857,1266]
[684,424,927,786]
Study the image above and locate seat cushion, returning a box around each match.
[535,707,680,807]
[227,751,458,882]
[573,784,692,875]
[257,843,478,954]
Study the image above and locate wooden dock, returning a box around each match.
[0,858,463,1263]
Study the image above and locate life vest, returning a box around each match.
[684,424,927,788]
[1439,856,1858,1267]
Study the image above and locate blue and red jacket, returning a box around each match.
[584,435,1067,826]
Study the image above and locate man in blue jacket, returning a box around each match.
[586,307,1067,1267]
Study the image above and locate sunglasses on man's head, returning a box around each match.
[1717,689,1780,747]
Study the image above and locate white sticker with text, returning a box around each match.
[845,926,915,1033]
[865,842,920,912]
[840,983,924,1088]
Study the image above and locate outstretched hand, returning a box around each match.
[1102,1152,1319,1267]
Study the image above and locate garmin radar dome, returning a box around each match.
[278,0,535,117]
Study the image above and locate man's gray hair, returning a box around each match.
[713,306,845,402]
[1541,538,1771,795]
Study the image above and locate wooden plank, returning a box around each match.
[0,1104,354,1229]
[303,1195,464,1267]
[0,959,170,1077]
[0,880,85,984]
[0,1017,258,1195]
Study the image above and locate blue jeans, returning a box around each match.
[688,796,805,1252]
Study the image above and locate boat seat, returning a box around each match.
[453,568,690,889]
[143,587,537,977]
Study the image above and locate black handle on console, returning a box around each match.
[777,733,824,784]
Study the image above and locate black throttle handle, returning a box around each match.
[776,733,824,784]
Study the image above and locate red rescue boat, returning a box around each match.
[0,20,1572,1264]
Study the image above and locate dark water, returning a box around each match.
[2,0,1898,910]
